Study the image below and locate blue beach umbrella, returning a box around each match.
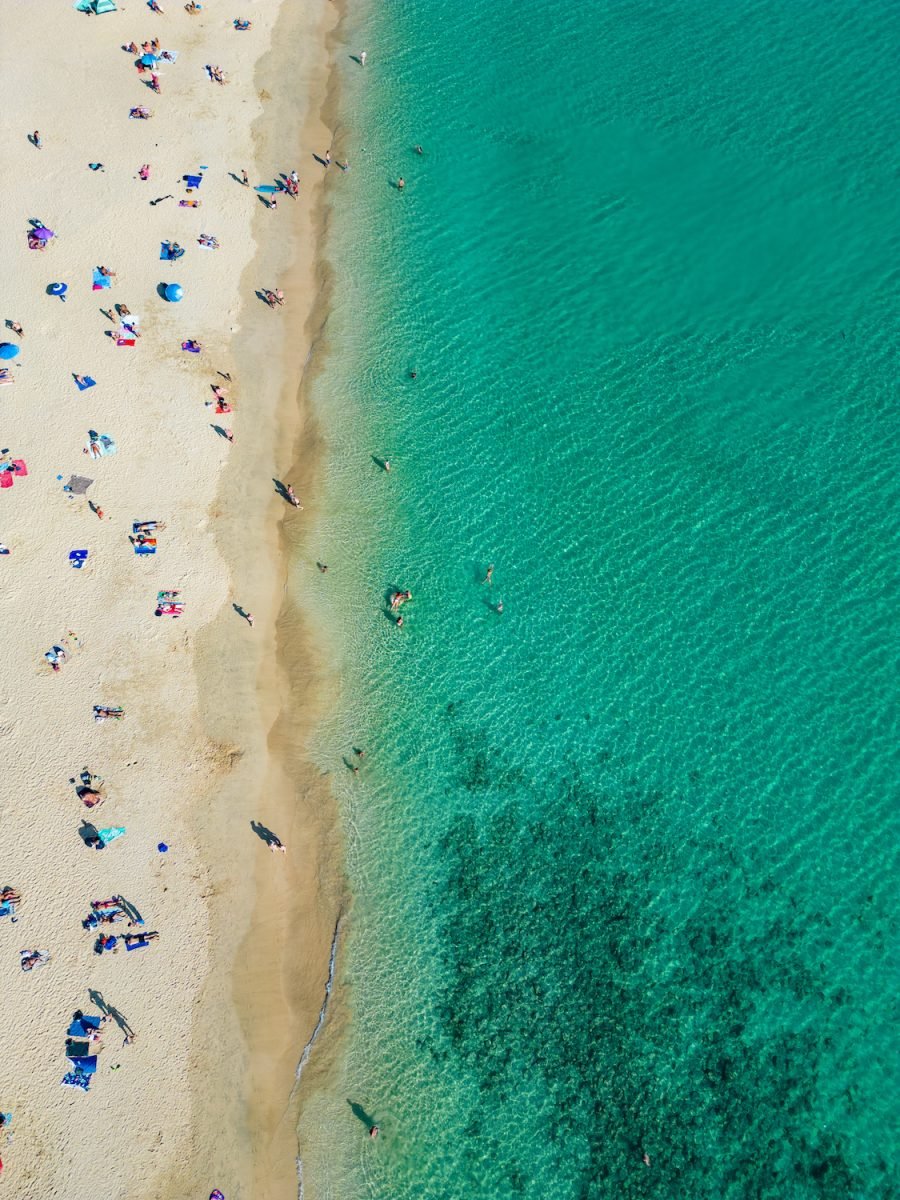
[140,53,158,66]
[49,282,68,300]
[0,343,19,360]
[164,283,183,302]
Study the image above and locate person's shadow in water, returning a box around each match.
[348,1099,376,1129]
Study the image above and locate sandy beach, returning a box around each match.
[0,1,343,1196]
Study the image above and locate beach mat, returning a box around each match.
[0,473,12,489]
[116,338,136,347]
[75,376,96,391]
[92,269,111,291]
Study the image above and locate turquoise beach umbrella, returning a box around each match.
[0,343,19,360]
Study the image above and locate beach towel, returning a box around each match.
[125,938,152,951]
[182,341,201,353]
[67,1015,102,1037]
[0,373,13,386]
[65,475,93,494]
[93,705,124,721]
[134,540,157,555]
[0,901,14,918]
[98,826,126,846]
[88,435,117,458]
[69,550,89,569]
[179,200,201,207]
[12,460,27,476]
[67,1056,98,1075]
[160,242,185,260]
[75,376,96,391]
[0,473,12,490]
[183,174,203,189]
[92,268,112,291]
[116,338,136,347]
[61,1071,90,1091]
[158,49,180,64]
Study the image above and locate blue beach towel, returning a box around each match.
[98,826,126,846]
[92,268,111,290]
[75,375,96,391]
[61,1071,90,1091]
[67,1015,102,1037]
[160,241,185,261]
[69,550,89,568]
[66,1055,98,1075]
[183,174,203,189]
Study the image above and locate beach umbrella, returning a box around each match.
[140,53,158,66]
[0,343,19,360]
[33,226,54,241]
[49,282,68,298]
[164,283,183,302]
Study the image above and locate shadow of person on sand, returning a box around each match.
[250,819,280,848]
[272,479,295,505]
[88,989,136,1039]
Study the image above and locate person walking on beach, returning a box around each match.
[32,130,42,149]
[241,168,249,186]
[286,484,302,508]
[324,149,331,167]
[359,51,367,66]
[245,612,254,627]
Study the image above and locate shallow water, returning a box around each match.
[296,2,899,1196]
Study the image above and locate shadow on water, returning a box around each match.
[347,1099,376,1129]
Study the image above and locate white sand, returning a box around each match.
[0,2,341,1195]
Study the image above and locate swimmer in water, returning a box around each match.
[483,563,494,586]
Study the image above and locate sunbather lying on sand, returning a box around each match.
[20,949,50,972]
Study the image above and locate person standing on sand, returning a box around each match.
[241,168,249,186]
[32,130,42,149]
[286,484,302,508]
[360,51,367,66]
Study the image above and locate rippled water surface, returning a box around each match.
[297,2,899,1197]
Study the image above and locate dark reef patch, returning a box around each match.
[430,745,889,1200]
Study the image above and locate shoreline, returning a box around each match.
[187,1,349,1197]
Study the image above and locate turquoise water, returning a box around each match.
[298,1,899,1197]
